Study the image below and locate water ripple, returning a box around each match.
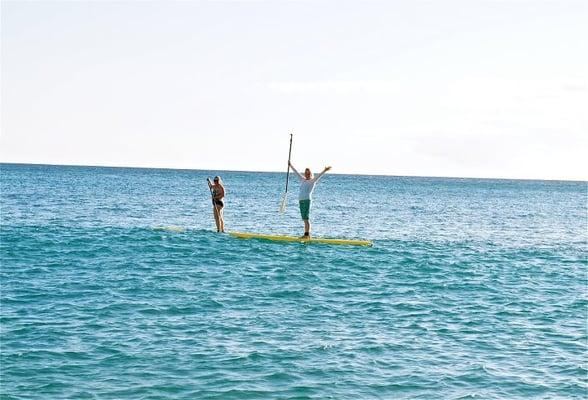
[1,166,586,399]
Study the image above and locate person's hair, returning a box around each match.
[213,176,224,188]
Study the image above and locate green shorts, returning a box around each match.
[299,199,311,220]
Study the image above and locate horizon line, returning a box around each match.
[1,161,585,183]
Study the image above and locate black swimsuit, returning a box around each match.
[212,187,224,208]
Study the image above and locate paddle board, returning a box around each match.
[229,231,372,247]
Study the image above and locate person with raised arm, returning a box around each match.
[288,162,332,238]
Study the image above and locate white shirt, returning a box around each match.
[292,168,326,200]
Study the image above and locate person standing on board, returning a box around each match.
[288,162,332,238]
[208,176,225,233]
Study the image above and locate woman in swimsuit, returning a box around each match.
[210,176,225,233]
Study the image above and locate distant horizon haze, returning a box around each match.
[1,161,585,183]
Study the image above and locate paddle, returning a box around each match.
[279,133,293,213]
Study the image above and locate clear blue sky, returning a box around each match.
[1,0,586,180]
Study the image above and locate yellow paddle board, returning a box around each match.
[229,231,372,247]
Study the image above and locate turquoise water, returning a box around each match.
[1,163,586,399]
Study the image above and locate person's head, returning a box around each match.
[304,168,313,180]
[213,176,222,185]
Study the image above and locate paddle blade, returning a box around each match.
[279,194,287,213]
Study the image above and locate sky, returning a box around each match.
[1,0,587,180]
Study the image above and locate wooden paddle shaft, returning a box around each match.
[284,133,293,193]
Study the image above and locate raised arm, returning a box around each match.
[314,166,332,182]
[289,162,304,180]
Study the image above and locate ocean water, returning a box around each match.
[1,163,586,399]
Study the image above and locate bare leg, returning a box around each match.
[303,219,311,237]
[213,207,220,232]
[218,208,225,233]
